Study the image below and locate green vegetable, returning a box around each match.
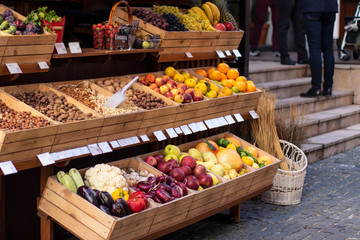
[69,168,84,188]
[56,171,66,184]
[62,174,77,193]
[0,16,3,25]
[0,21,9,31]
[25,6,62,27]
[3,25,16,34]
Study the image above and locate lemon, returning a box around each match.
[226,143,237,150]
[181,71,191,80]
[252,163,260,168]
[210,83,219,94]
[184,78,196,88]
[194,82,207,95]
[241,156,254,166]
[174,73,185,83]
[231,86,240,93]
[205,90,217,98]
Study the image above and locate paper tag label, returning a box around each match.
[117,139,126,147]
[234,113,244,122]
[233,49,242,57]
[249,110,259,119]
[37,152,55,166]
[185,52,193,58]
[98,142,112,153]
[38,61,49,69]
[216,50,226,58]
[204,119,214,129]
[110,140,120,148]
[180,125,192,135]
[6,63,22,74]
[50,152,60,161]
[211,118,221,128]
[225,50,232,56]
[80,146,91,155]
[131,136,140,144]
[188,123,199,133]
[218,117,228,126]
[140,135,150,142]
[166,128,178,138]
[125,137,134,145]
[55,42,67,54]
[174,127,183,134]
[87,144,102,156]
[196,121,207,131]
[0,161,17,175]
[64,150,74,158]
[153,130,167,141]
[72,148,83,156]
[225,115,236,124]
[69,42,82,54]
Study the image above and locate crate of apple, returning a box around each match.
[138,73,204,103]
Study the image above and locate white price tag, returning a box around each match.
[87,144,102,156]
[72,148,83,156]
[50,152,60,161]
[174,127,183,134]
[204,119,214,129]
[6,63,22,74]
[216,50,226,58]
[225,115,236,124]
[233,113,244,122]
[218,117,228,126]
[188,123,199,133]
[69,42,82,54]
[140,135,150,142]
[249,110,259,119]
[125,137,134,145]
[166,128,178,138]
[98,142,112,153]
[37,152,55,166]
[80,146,91,155]
[180,125,192,135]
[0,161,17,175]
[196,121,207,131]
[232,49,242,57]
[117,139,126,147]
[64,150,74,158]
[55,42,68,54]
[110,140,120,148]
[225,50,232,56]
[185,52,193,58]
[211,118,221,128]
[57,151,67,160]
[38,61,49,69]
[131,136,140,144]
[153,130,167,141]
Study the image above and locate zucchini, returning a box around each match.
[62,174,77,193]
[56,171,66,184]
[69,168,84,188]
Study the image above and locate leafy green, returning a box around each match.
[25,6,61,27]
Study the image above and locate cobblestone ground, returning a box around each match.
[159,146,360,240]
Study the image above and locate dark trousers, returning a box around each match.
[277,0,307,60]
[250,0,278,50]
[303,12,336,91]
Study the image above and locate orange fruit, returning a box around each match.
[241,156,254,166]
[222,87,233,96]
[195,140,219,154]
[221,79,233,88]
[196,69,207,78]
[257,155,273,166]
[220,73,227,80]
[228,79,235,87]
[234,81,246,92]
[217,63,230,74]
[225,137,242,147]
[246,81,257,92]
[244,146,258,158]
[236,76,247,85]
[209,70,222,81]
[165,66,176,77]
[227,69,239,79]
[218,92,226,97]
[206,68,215,76]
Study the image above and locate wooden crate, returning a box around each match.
[38,158,162,240]
[112,7,221,55]
[0,90,58,161]
[0,5,57,67]
[215,30,244,51]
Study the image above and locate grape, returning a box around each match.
[161,13,187,31]
[132,8,168,30]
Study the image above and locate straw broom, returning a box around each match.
[250,91,290,171]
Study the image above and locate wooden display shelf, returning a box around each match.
[0,62,52,76]
[155,52,236,63]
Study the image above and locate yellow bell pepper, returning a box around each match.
[111,188,129,201]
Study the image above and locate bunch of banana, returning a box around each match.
[202,2,220,25]
[188,6,209,22]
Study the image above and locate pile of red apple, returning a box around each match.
[138,73,204,103]
[144,154,214,190]
[214,22,235,31]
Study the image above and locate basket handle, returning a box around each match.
[108,1,133,25]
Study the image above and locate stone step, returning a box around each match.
[301,123,360,164]
[276,91,354,115]
[302,105,360,138]
[249,61,311,83]
[256,77,311,99]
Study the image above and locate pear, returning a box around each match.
[202,151,218,164]
[198,161,214,170]
[211,164,224,177]
[208,173,219,185]
[188,148,203,161]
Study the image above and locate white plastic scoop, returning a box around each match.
[103,76,139,108]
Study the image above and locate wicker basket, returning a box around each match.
[261,140,307,205]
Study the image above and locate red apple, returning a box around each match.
[214,23,226,31]
[145,73,155,85]
[170,168,185,182]
[155,77,166,87]
[183,93,192,103]
[181,156,197,169]
[183,175,199,190]
[177,83,187,90]
[193,90,204,101]
[162,75,171,83]
[160,85,169,95]
[192,164,207,178]
[138,77,147,85]
[185,88,195,98]
[164,91,175,100]
[166,83,175,91]
[157,162,172,174]
[149,83,158,90]
[180,165,192,177]
[154,88,160,94]
[198,173,213,189]
[167,159,179,169]
[144,156,157,167]
[153,154,164,163]
[174,94,184,103]
[177,86,187,94]
[224,22,235,31]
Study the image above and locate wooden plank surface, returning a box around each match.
[4,45,54,56]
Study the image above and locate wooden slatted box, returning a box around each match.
[216,30,244,51]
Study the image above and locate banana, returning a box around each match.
[191,6,209,22]
[202,3,214,25]
[187,9,195,15]
[206,2,220,25]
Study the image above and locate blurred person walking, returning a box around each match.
[300,0,338,97]
[250,0,280,57]
[277,0,309,65]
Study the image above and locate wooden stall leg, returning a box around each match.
[0,175,5,240]
[40,166,53,240]
[230,204,241,223]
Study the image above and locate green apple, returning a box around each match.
[164,154,179,162]
[179,153,189,162]
[188,148,203,161]
[164,144,181,157]
[208,173,219,185]
[211,164,224,177]
[202,151,218,164]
